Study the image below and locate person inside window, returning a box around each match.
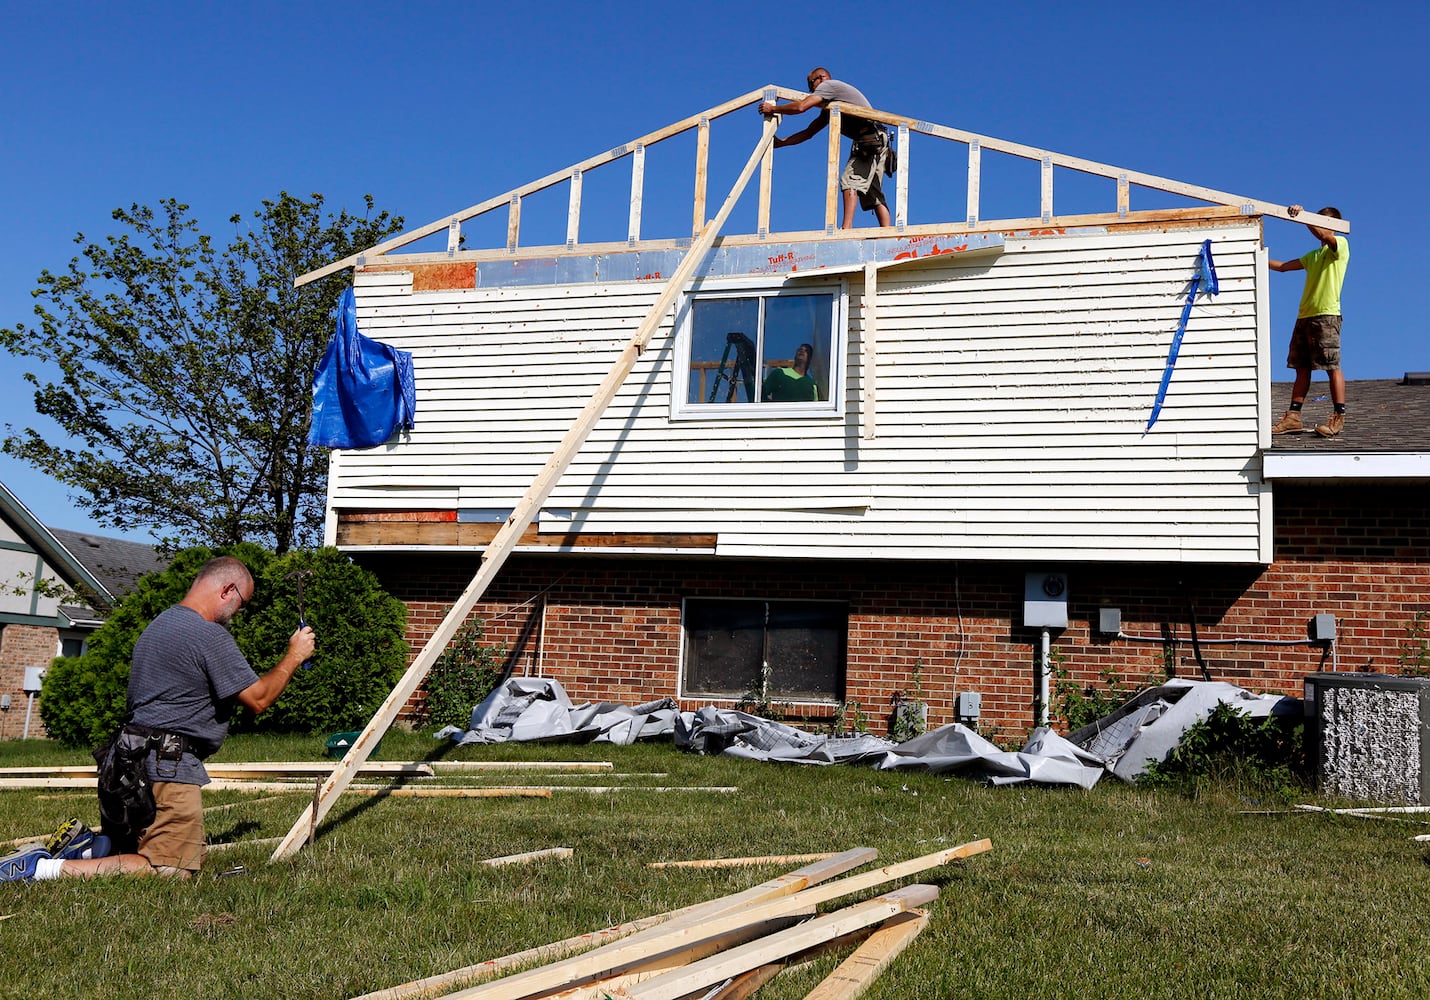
[762,342,820,402]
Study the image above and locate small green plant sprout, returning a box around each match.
[736,660,788,720]
[832,700,869,736]
[1397,610,1430,676]
[889,659,930,743]
[1052,647,1137,732]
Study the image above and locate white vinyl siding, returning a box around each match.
[331,221,1267,563]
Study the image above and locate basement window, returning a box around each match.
[681,598,847,703]
[673,282,844,419]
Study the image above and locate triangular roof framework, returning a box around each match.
[297,85,1347,287]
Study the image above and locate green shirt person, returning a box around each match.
[763,342,820,402]
[1269,205,1350,438]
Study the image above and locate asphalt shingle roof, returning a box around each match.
[1270,378,1430,452]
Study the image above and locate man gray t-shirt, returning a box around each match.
[813,79,876,138]
[127,605,260,785]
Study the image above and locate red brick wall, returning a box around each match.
[360,482,1429,740]
[0,623,58,740]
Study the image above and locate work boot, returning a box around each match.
[1271,410,1303,434]
[1315,412,1345,438]
[0,844,52,882]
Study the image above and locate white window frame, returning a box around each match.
[670,275,847,421]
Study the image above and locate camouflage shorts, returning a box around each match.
[1287,314,1342,371]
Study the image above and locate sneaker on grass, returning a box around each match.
[0,844,52,882]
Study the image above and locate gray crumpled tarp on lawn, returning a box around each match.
[435,676,1297,790]
[435,677,678,747]
[676,706,1104,788]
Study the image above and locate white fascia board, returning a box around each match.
[1262,452,1430,480]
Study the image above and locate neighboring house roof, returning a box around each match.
[0,480,166,629]
[1264,378,1430,480]
[48,528,167,602]
[0,480,112,606]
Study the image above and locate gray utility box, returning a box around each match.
[1304,672,1430,804]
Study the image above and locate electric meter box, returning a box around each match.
[1023,572,1068,629]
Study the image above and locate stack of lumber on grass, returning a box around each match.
[352,838,991,1000]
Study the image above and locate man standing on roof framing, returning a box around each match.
[1270,205,1350,438]
[759,68,893,230]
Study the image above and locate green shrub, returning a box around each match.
[40,545,407,747]
[1139,702,1308,798]
[414,616,506,730]
[1053,649,1141,732]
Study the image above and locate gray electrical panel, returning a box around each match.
[1308,614,1337,642]
[955,691,982,722]
[1305,672,1430,804]
[1023,572,1068,629]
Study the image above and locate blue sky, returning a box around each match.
[2,1,1425,541]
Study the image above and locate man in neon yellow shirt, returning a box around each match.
[1269,205,1350,437]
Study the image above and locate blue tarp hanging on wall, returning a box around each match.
[1145,240,1219,434]
[308,287,416,449]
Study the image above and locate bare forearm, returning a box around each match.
[239,654,303,714]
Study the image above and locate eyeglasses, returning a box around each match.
[224,583,249,612]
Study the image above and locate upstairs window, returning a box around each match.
[682,598,847,703]
[675,283,844,418]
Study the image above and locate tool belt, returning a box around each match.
[120,723,205,760]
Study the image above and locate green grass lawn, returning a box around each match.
[2,731,1428,999]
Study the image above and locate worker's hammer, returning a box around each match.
[286,569,315,670]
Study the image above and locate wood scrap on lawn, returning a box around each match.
[480,847,573,867]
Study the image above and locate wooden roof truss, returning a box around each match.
[297,84,1346,287]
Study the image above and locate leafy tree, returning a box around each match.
[0,193,403,553]
[40,544,409,747]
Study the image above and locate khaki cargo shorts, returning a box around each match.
[137,781,207,873]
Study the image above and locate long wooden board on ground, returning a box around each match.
[540,915,812,1000]
[0,762,433,778]
[270,116,781,863]
[350,847,877,1000]
[802,908,931,1000]
[646,853,836,870]
[0,761,613,781]
[0,777,550,797]
[433,840,988,1000]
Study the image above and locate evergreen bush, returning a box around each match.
[40,545,407,747]
[414,616,506,730]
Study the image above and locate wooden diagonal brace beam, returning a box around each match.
[270,117,781,862]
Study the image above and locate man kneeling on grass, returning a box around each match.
[0,557,314,881]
